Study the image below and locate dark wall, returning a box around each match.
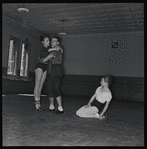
[60,74,144,102]
[2,71,144,102]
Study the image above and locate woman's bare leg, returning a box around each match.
[38,71,47,98]
[34,68,43,110]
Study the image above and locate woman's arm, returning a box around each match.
[99,101,110,118]
[60,48,63,53]
[87,93,96,106]
[48,47,59,52]
[40,53,55,63]
[48,45,61,52]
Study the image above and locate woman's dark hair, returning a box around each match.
[103,75,113,87]
[39,35,49,43]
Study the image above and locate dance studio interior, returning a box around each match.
[2,3,144,146]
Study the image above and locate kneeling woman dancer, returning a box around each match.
[76,75,113,119]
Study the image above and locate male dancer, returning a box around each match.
[40,36,64,114]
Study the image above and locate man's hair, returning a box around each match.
[51,36,60,43]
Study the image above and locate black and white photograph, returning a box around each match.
[2,3,144,146]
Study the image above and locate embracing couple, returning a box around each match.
[34,35,64,114]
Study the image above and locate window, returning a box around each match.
[7,37,19,75]
[7,36,31,78]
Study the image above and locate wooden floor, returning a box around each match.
[2,94,144,146]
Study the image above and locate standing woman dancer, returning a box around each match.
[34,35,60,111]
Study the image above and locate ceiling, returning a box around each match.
[2,3,144,36]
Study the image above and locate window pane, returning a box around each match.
[20,43,25,76]
[24,52,28,77]
[7,40,14,75]
[13,49,17,75]
[20,43,29,77]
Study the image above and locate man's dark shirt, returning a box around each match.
[50,50,62,64]
[47,50,62,73]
